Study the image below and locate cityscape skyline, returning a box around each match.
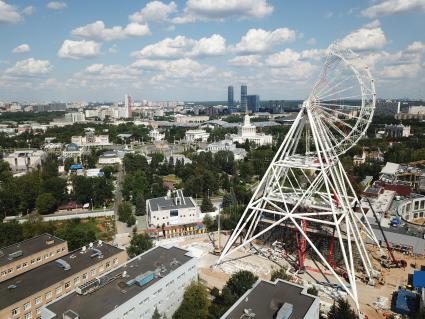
[0,0,424,102]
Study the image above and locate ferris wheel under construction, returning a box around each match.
[217,43,380,309]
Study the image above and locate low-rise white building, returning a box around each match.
[185,129,210,142]
[71,133,110,147]
[98,150,122,165]
[227,114,272,146]
[41,246,197,319]
[149,128,165,141]
[3,150,47,171]
[206,140,247,160]
[147,190,201,227]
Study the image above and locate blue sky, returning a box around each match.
[0,0,424,102]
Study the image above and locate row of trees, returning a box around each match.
[0,155,114,219]
[0,217,101,251]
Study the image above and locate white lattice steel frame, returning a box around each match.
[217,44,379,309]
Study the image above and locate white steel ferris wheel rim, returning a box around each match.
[306,44,376,156]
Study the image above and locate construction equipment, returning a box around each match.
[365,197,407,268]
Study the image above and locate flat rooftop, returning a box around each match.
[0,241,124,310]
[222,279,317,319]
[0,234,66,267]
[44,246,193,319]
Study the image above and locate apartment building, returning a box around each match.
[41,246,196,319]
[0,234,68,283]
[0,241,126,319]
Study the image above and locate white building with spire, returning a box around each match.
[226,114,272,146]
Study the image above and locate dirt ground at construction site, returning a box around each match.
[158,233,424,319]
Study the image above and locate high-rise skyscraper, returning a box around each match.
[241,84,247,112]
[227,86,234,109]
[247,95,260,113]
[121,94,132,118]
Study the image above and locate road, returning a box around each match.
[113,164,133,246]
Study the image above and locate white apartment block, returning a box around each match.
[41,246,197,319]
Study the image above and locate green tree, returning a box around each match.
[54,220,97,250]
[0,221,24,247]
[201,196,214,213]
[173,282,210,319]
[118,202,133,224]
[41,177,67,204]
[36,193,57,215]
[328,298,357,319]
[307,286,318,296]
[152,308,161,319]
[270,267,291,282]
[135,193,146,216]
[225,270,258,297]
[202,214,215,232]
[127,233,153,258]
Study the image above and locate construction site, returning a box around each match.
[159,228,423,319]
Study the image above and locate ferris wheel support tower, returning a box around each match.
[217,44,380,309]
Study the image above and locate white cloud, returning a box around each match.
[228,55,262,67]
[5,58,51,76]
[0,1,21,23]
[406,41,425,53]
[124,23,151,37]
[361,0,425,18]
[266,49,301,67]
[131,34,226,59]
[189,34,226,57]
[12,43,31,53]
[108,44,118,54]
[129,1,177,23]
[79,63,141,80]
[46,2,66,10]
[22,5,34,16]
[72,20,150,42]
[339,21,387,50]
[174,0,273,23]
[233,28,297,55]
[58,40,101,59]
[380,63,421,78]
[132,58,215,79]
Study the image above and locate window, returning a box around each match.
[74,276,80,285]
[113,258,119,265]
[23,262,28,268]
[36,307,41,315]
[170,210,178,217]
[65,281,71,289]
[106,261,110,268]
[45,291,52,299]
[36,257,41,261]
[24,312,32,319]
[55,286,62,294]
[82,273,88,280]
[56,249,61,254]
[16,264,22,270]
[11,307,20,316]
[35,296,42,305]
[62,247,65,251]
[23,302,31,311]
[91,269,96,276]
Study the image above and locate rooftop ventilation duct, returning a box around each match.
[55,258,71,271]
[275,303,293,319]
[8,250,23,260]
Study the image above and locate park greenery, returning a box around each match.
[0,154,114,219]
[0,216,114,250]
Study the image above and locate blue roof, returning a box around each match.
[394,289,418,315]
[413,271,425,289]
[70,164,83,170]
